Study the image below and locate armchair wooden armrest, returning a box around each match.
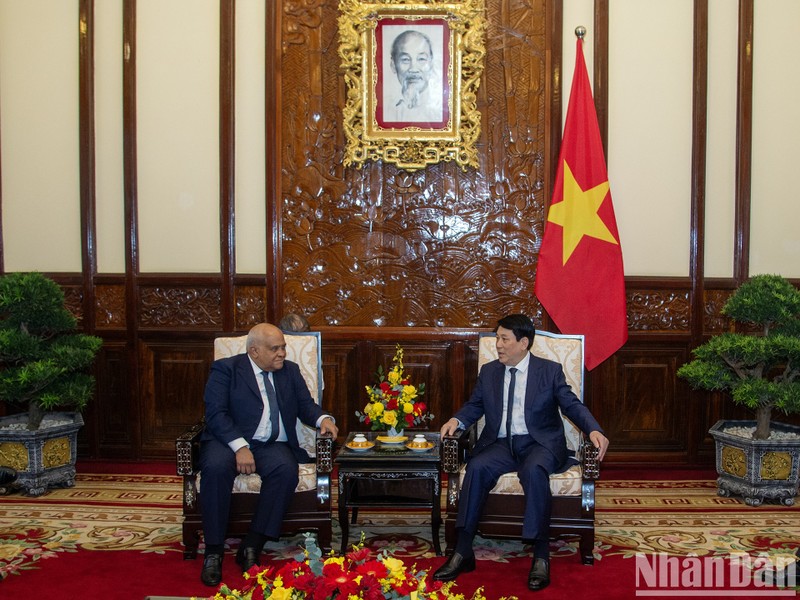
[176,421,335,477]
[581,435,600,480]
[176,419,204,477]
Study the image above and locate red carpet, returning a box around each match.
[0,541,637,600]
[1,462,797,599]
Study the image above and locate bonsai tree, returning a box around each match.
[0,272,102,430]
[678,274,800,440]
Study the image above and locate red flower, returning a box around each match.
[346,547,372,563]
[401,379,410,385]
[356,573,386,600]
[355,559,389,580]
[364,416,371,425]
[413,402,427,416]
[251,586,265,600]
[291,570,317,593]
[424,575,444,593]
[380,381,391,393]
[317,562,360,598]
[386,398,399,411]
[393,575,418,596]
[276,561,311,589]
[405,413,415,426]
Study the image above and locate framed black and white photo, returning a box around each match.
[338,0,486,171]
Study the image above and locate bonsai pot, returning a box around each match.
[710,419,800,506]
[0,411,83,496]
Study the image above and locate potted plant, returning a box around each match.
[678,274,800,505]
[0,272,102,495]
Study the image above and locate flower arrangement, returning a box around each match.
[203,534,491,600]
[356,344,432,434]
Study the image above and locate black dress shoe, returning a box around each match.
[200,553,223,587]
[236,545,260,573]
[0,467,17,486]
[528,557,550,591]
[432,552,476,581]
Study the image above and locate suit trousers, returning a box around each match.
[199,439,299,545]
[456,435,561,541]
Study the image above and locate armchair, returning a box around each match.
[176,331,334,559]
[441,330,599,564]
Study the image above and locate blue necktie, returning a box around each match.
[261,371,280,442]
[506,367,518,448]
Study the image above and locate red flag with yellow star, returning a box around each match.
[534,37,627,370]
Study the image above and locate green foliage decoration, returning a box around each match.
[678,274,800,440]
[0,272,102,430]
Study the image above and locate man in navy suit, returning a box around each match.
[433,314,609,591]
[198,323,338,587]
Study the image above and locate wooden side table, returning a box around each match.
[335,431,442,555]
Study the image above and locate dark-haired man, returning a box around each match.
[434,314,609,591]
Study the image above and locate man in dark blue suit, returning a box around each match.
[198,323,338,587]
[433,314,609,591]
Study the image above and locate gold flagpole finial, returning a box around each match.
[575,26,587,40]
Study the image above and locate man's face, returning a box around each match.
[391,33,433,96]
[495,326,530,367]
[250,328,287,372]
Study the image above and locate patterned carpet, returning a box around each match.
[0,471,797,597]
[595,479,799,559]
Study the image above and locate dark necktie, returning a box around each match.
[261,371,280,442]
[506,367,518,447]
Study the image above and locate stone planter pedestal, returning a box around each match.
[710,419,800,506]
[0,411,83,496]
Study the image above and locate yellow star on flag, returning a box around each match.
[547,160,618,265]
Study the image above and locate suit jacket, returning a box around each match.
[201,353,328,463]
[454,355,602,470]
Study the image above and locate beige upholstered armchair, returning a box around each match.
[441,330,600,564]
[176,331,334,559]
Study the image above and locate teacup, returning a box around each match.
[353,434,368,444]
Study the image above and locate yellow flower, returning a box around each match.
[387,369,401,385]
[370,402,384,416]
[402,385,417,400]
[270,588,293,600]
[381,556,406,579]
[382,411,398,426]
[324,556,345,566]
[402,402,414,414]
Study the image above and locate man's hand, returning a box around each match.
[235,446,256,475]
[440,417,461,437]
[589,431,609,462]
[319,416,338,438]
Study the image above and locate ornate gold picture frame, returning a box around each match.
[338,0,486,172]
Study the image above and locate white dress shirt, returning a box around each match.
[499,352,531,438]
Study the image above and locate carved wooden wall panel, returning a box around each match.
[235,285,268,329]
[95,284,126,329]
[627,290,690,331]
[592,344,691,462]
[89,342,133,458]
[279,0,548,329]
[139,341,213,455]
[139,287,223,329]
[63,285,84,325]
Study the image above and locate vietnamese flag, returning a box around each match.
[534,37,627,370]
